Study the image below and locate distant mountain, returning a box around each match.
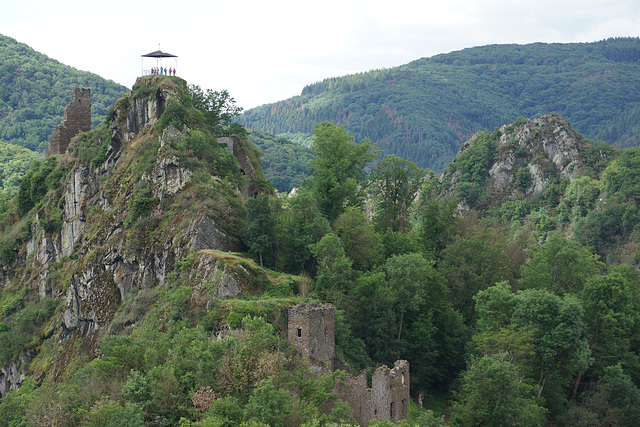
[238,37,640,171]
[245,130,312,192]
[0,35,128,152]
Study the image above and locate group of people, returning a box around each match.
[151,66,176,76]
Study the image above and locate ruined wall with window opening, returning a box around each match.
[287,303,409,426]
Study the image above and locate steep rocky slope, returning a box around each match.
[439,113,611,211]
[0,76,272,395]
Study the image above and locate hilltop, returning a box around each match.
[238,38,640,172]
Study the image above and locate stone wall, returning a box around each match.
[288,303,335,368]
[46,87,91,156]
[337,361,410,426]
[287,303,409,426]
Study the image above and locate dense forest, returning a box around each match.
[238,37,640,172]
[246,130,313,193]
[0,35,128,152]
[2,74,640,424]
[2,37,640,426]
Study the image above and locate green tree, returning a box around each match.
[370,155,425,232]
[188,85,244,136]
[310,233,354,302]
[243,193,277,267]
[417,197,459,256]
[278,189,331,273]
[519,232,604,294]
[306,122,378,221]
[475,284,592,399]
[449,354,547,427]
[332,207,383,271]
[569,269,640,399]
[384,253,433,341]
[439,231,511,324]
[597,364,640,425]
[512,289,591,397]
[563,175,600,217]
[243,379,294,427]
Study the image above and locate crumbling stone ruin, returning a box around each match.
[46,87,91,156]
[337,360,410,425]
[288,303,335,368]
[288,303,409,425]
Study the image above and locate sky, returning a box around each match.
[2,0,639,110]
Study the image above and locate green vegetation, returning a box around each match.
[238,37,640,172]
[5,64,640,426]
[246,130,313,193]
[0,35,128,153]
[0,141,41,198]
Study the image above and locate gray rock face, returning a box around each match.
[5,78,257,399]
[0,351,34,398]
[189,215,242,253]
[190,252,248,299]
[55,86,242,337]
[438,113,584,207]
[61,165,92,257]
[63,264,120,336]
[489,114,582,195]
[27,214,62,267]
[126,79,182,137]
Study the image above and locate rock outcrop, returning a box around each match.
[489,114,581,194]
[0,351,35,398]
[0,75,272,401]
[17,77,255,345]
[440,113,585,206]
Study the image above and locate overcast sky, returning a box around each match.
[2,0,639,110]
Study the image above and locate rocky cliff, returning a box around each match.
[439,113,598,211]
[0,76,271,396]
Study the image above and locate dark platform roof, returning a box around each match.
[141,50,178,58]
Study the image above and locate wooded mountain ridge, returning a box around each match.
[238,37,640,172]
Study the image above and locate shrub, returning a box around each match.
[516,168,533,191]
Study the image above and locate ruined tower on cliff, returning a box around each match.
[288,303,409,426]
[46,87,91,156]
[288,303,335,368]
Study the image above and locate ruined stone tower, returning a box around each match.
[288,303,335,367]
[287,303,410,426]
[46,87,91,156]
[337,361,410,426]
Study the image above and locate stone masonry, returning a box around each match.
[288,303,335,368]
[46,87,91,156]
[337,361,410,426]
[288,303,409,425]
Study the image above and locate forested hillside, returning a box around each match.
[238,37,640,171]
[3,92,640,424]
[3,35,640,425]
[0,141,41,197]
[246,130,313,192]
[0,35,128,152]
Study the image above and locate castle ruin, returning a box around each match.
[288,303,409,425]
[46,87,91,156]
[337,360,410,425]
[288,303,335,368]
